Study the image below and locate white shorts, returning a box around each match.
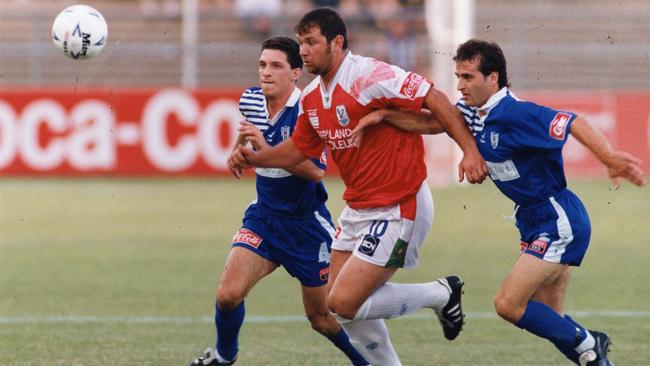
[332,182,434,268]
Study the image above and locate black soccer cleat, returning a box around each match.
[579,331,614,366]
[434,275,465,341]
[189,348,237,366]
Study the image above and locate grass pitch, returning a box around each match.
[0,178,648,365]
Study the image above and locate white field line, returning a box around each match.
[1,311,650,324]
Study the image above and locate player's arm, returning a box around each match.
[423,87,488,184]
[229,122,309,171]
[285,160,325,182]
[232,122,323,181]
[227,131,249,179]
[570,116,646,187]
[352,108,445,136]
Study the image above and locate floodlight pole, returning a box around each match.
[182,0,198,88]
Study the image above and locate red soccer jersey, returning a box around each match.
[292,53,431,209]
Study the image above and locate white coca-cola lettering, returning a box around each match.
[142,89,200,171]
[0,101,18,169]
[19,100,67,170]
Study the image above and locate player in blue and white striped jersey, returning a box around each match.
[189,36,367,366]
[351,39,645,366]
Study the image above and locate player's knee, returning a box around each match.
[306,312,333,335]
[327,294,358,320]
[216,285,245,311]
[493,293,522,323]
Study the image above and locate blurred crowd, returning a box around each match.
[140,0,423,70]
[3,0,425,73]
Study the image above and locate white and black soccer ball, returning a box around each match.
[51,4,108,60]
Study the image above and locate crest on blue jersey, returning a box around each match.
[490,131,499,149]
[281,126,290,141]
[335,105,350,127]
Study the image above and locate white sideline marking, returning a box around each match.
[1,311,650,324]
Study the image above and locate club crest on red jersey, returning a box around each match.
[400,72,424,100]
[549,112,571,140]
[335,105,350,126]
[232,228,263,248]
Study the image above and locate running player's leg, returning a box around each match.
[330,249,402,366]
[531,266,571,313]
[329,183,461,332]
[213,246,277,363]
[301,285,368,365]
[270,208,368,365]
[494,254,598,364]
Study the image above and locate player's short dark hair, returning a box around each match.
[454,39,510,88]
[295,7,348,50]
[262,36,303,69]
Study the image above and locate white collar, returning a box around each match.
[478,87,509,118]
[268,86,301,125]
[286,86,301,107]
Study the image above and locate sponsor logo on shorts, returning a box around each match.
[549,112,571,140]
[528,238,549,254]
[232,228,263,248]
[319,268,329,281]
[358,234,380,256]
[400,72,424,100]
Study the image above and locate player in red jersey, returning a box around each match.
[229,8,488,364]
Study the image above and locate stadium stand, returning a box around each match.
[0,0,649,89]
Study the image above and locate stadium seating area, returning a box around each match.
[1,0,649,89]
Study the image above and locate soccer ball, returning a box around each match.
[51,4,108,60]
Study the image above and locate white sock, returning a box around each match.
[342,319,402,366]
[574,331,595,354]
[353,281,450,321]
[214,350,232,363]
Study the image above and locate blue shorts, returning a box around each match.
[231,204,335,287]
[515,189,591,266]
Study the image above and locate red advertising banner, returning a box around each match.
[0,88,648,178]
[0,87,242,176]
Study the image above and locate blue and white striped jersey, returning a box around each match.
[456,87,577,207]
[239,86,328,217]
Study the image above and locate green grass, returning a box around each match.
[1,178,648,365]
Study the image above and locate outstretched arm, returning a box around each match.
[570,117,646,187]
[423,87,488,184]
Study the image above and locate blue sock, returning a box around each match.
[215,301,245,361]
[553,314,588,364]
[515,301,585,351]
[327,329,369,366]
